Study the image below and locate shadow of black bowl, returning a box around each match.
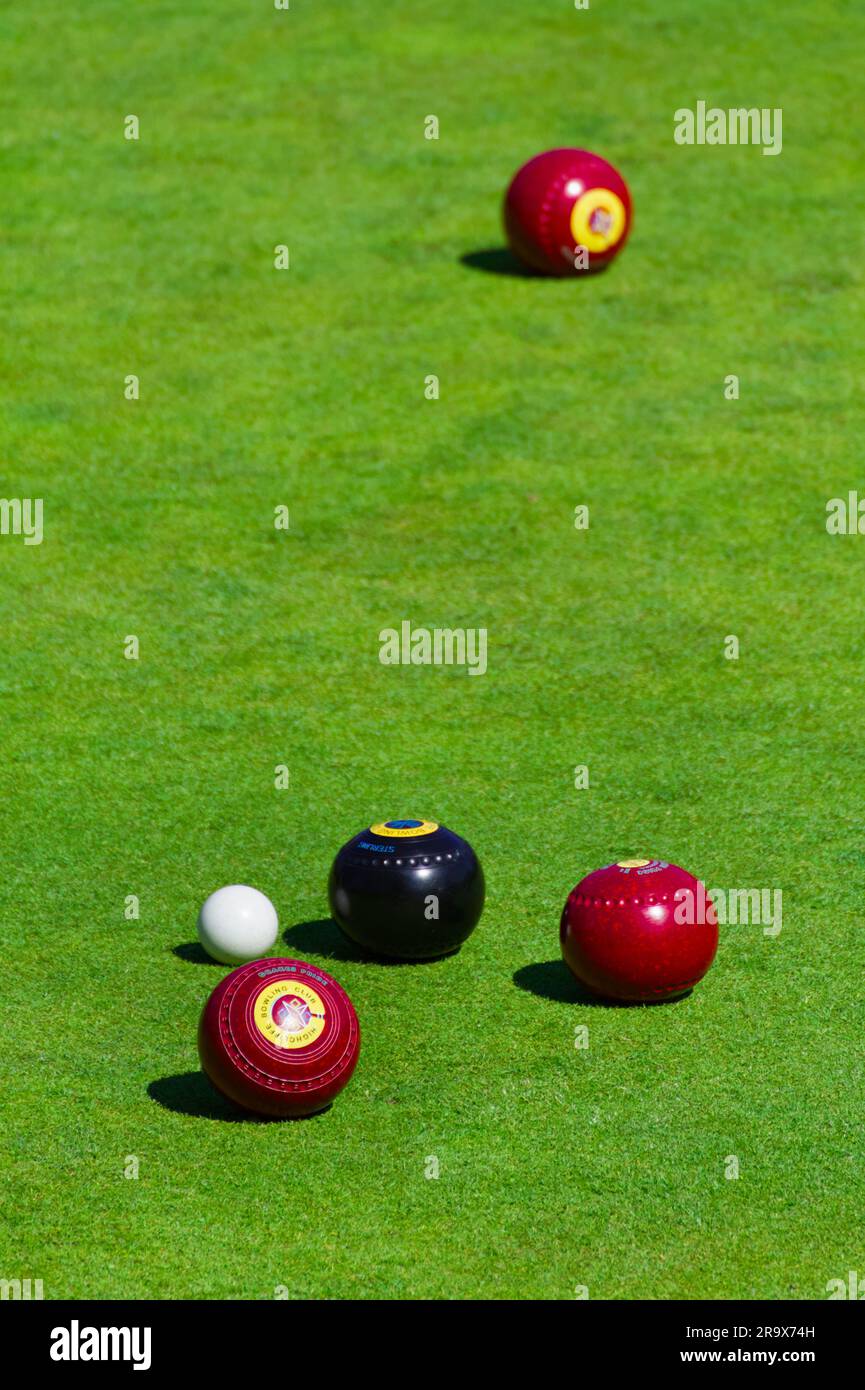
[147,1072,330,1122]
[172,942,217,965]
[460,247,539,277]
[282,917,367,963]
[283,918,462,966]
[513,960,692,1007]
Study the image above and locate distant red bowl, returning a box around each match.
[560,859,717,1002]
[504,148,632,276]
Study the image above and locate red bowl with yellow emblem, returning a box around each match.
[198,958,360,1118]
[504,148,632,276]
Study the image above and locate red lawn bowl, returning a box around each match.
[504,148,632,276]
[560,859,718,1002]
[198,958,360,1117]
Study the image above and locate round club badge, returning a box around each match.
[368,818,439,838]
[570,187,627,253]
[253,979,326,1049]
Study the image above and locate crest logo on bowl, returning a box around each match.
[616,859,670,876]
[253,979,326,1049]
[274,994,311,1031]
[570,188,626,252]
[369,818,439,838]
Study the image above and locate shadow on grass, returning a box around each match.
[149,1072,253,1121]
[513,960,692,1007]
[148,1072,330,1123]
[171,942,215,965]
[461,247,615,279]
[282,918,451,966]
[460,247,538,276]
[282,917,366,963]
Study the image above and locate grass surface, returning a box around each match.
[1,0,864,1300]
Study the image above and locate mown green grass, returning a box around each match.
[1,0,863,1299]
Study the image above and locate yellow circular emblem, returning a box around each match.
[570,188,627,253]
[253,979,326,1050]
[369,819,439,838]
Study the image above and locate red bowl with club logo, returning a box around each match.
[198,958,360,1117]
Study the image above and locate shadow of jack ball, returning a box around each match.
[328,819,485,960]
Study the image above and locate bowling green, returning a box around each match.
[1,0,862,1300]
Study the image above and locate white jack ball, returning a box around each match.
[197,884,279,965]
